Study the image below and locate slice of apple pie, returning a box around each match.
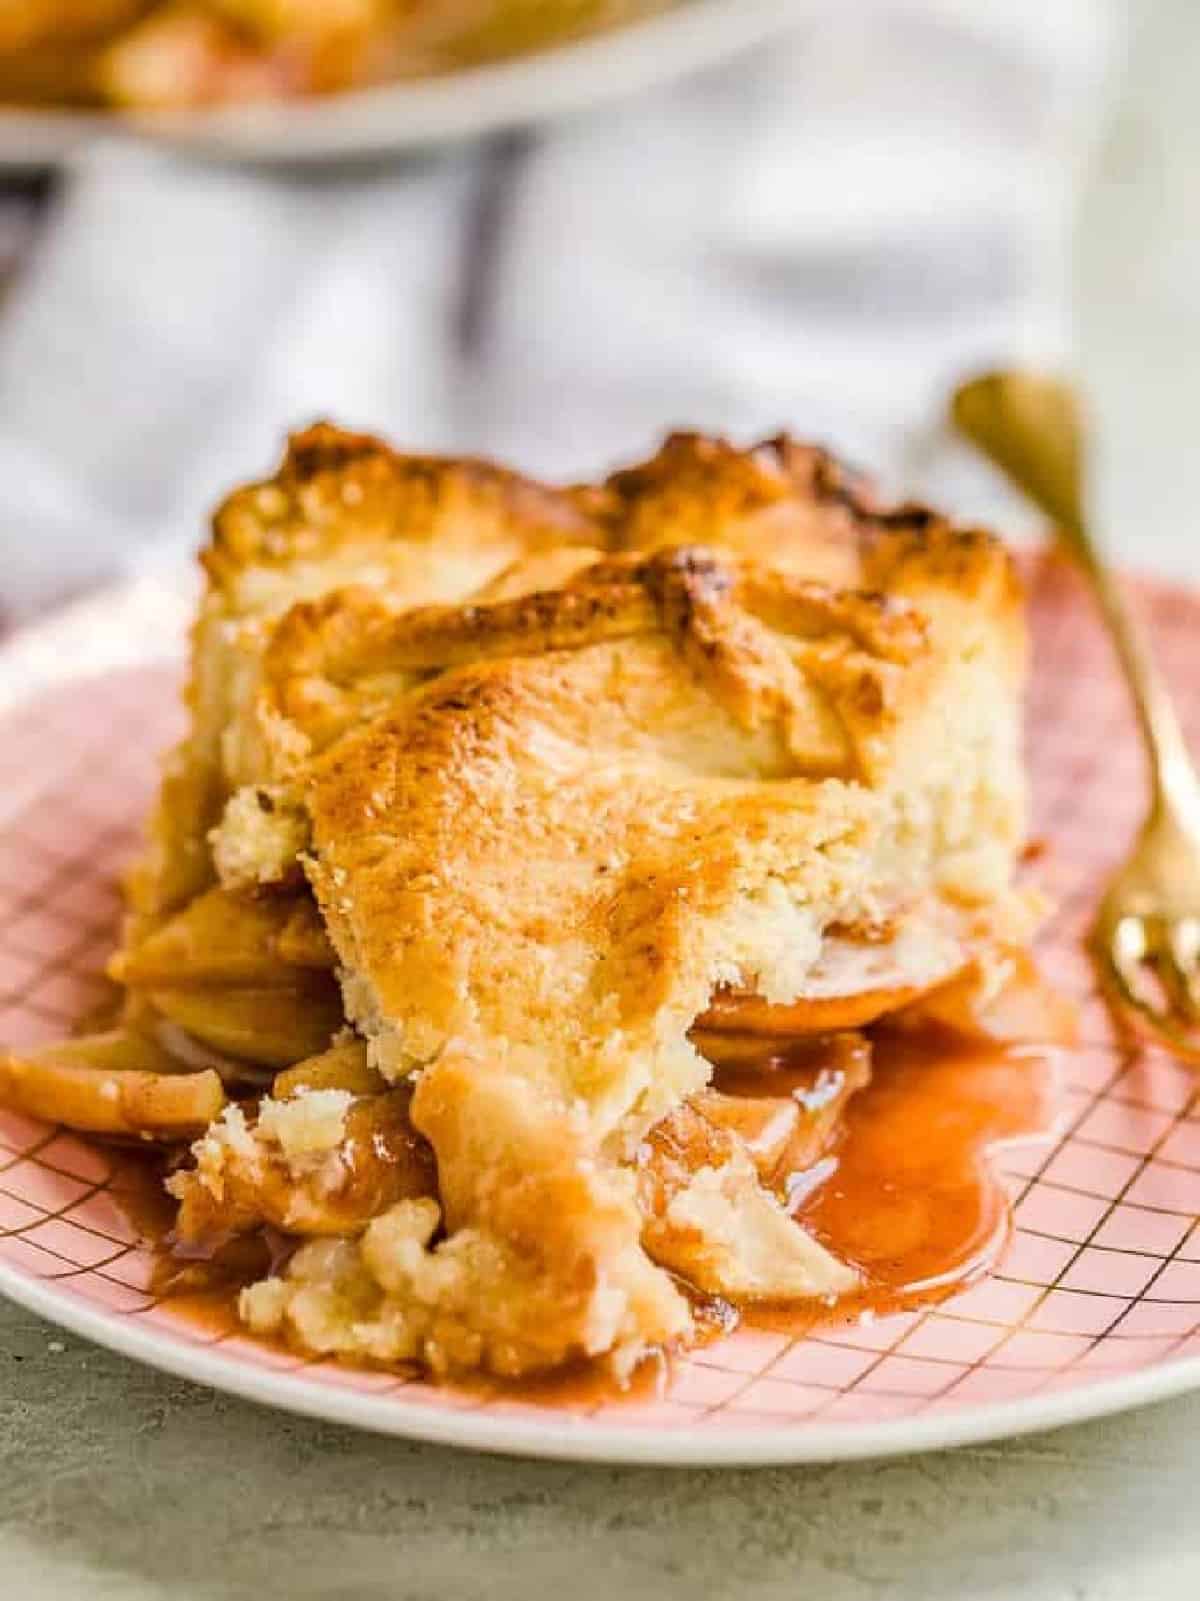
[0,426,1054,1383]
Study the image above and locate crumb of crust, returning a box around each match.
[240,1193,687,1381]
[170,1089,352,1212]
[168,1101,257,1207]
[256,1088,354,1164]
[657,1155,857,1299]
[210,785,309,891]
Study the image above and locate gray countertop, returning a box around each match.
[3,1296,1199,1601]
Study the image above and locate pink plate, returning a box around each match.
[1,557,1200,1464]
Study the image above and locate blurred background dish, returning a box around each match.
[0,0,801,167]
[0,1,1128,631]
[1,0,684,110]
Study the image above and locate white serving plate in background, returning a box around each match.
[0,0,801,170]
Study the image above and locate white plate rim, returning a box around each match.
[5,1256,1200,1465]
[2,565,1200,1465]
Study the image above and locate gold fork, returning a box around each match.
[952,369,1200,1058]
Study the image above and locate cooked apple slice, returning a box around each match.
[638,1101,856,1299]
[273,1039,384,1100]
[113,886,334,990]
[702,1032,873,1184]
[688,1089,801,1177]
[172,1084,437,1244]
[0,1030,225,1139]
[699,986,925,1037]
[148,981,343,1068]
[274,897,337,969]
[699,918,967,1036]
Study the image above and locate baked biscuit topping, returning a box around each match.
[0,426,1046,1383]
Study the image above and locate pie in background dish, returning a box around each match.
[0,425,1063,1384]
[0,2,675,111]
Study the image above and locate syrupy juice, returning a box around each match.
[108,1015,1062,1400]
[742,1027,1059,1335]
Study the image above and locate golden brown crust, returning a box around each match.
[139,424,1017,927]
[276,508,1027,1370]
[594,431,877,585]
[126,425,613,929]
[301,534,1024,1108]
[243,544,940,799]
[206,423,605,595]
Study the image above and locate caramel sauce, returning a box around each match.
[105,1007,1061,1406]
[750,1027,1058,1333]
[94,1151,314,1365]
[102,1147,281,1322]
[105,1149,177,1242]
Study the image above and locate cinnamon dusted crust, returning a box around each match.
[215,509,1021,859]
[81,426,1030,1381]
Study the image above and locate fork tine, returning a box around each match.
[1097,921,1200,1062]
[1166,919,1200,1028]
[1152,945,1200,1024]
[1169,916,1200,969]
[1097,922,1153,1021]
[1164,917,1200,1021]
[1107,915,1149,996]
[1103,934,1148,1016]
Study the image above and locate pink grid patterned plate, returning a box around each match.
[2,557,1200,1464]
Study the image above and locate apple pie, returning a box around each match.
[0,426,1061,1383]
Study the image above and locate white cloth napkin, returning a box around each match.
[0,3,1117,625]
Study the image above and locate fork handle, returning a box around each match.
[952,371,1200,822]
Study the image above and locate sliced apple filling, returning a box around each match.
[0,1031,225,1140]
[170,1084,437,1245]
